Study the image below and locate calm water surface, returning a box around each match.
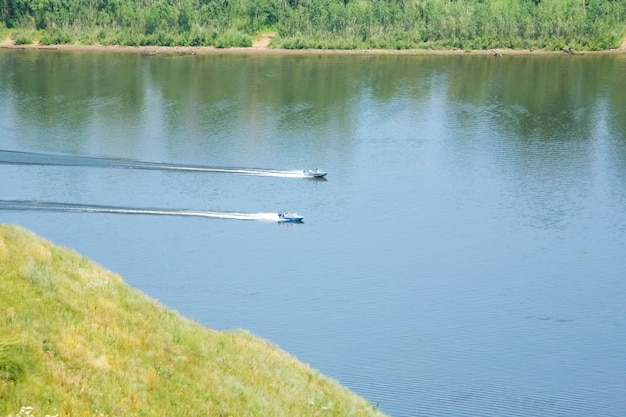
[1,50,626,416]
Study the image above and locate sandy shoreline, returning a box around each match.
[1,35,625,56]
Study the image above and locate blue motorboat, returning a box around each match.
[303,168,327,178]
[278,212,304,222]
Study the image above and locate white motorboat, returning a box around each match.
[303,169,327,178]
[278,212,304,222]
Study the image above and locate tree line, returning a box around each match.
[1,0,625,50]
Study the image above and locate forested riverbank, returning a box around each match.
[1,0,625,51]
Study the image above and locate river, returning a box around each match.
[1,50,625,416]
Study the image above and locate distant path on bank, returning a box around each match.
[1,36,14,47]
[252,32,275,49]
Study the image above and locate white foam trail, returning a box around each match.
[0,201,285,223]
[192,168,304,178]
[184,211,280,221]
[0,150,313,178]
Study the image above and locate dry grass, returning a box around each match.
[0,224,387,417]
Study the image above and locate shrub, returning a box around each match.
[13,33,33,45]
[215,31,252,48]
[0,340,25,383]
[188,28,208,46]
[279,36,308,49]
[40,30,73,45]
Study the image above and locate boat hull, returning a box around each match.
[303,170,327,178]
[278,213,304,222]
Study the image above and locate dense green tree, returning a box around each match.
[1,0,625,49]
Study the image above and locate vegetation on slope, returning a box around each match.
[0,0,625,50]
[0,224,386,417]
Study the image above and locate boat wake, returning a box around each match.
[0,200,283,222]
[0,150,311,178]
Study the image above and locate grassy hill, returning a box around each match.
[0,224,387,417]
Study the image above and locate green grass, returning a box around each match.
[0,224,387,417]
